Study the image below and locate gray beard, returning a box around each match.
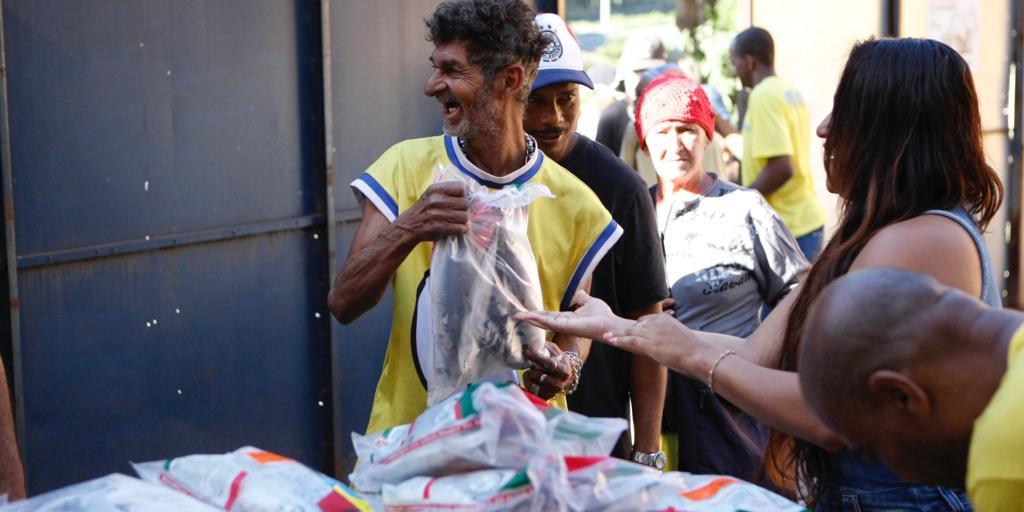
[443,87,500,143]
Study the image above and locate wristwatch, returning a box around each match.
[629,449,667,471]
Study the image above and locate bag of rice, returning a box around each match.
[381,454,569,512]
[562,456,665,511]
[133,446,371,511]
[0,473,218,511]
[649,473,807,512]
[350,382,547,493]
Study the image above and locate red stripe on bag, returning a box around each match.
[225,471,247,510]
[378,418,482,464]
[564,456,606,472]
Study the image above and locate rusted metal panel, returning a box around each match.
[329,0,441,212]
[0,0,445,494]
[327,0,442,475]
[1,0,332,495]
[18,231,332,492]
[4,0,325,256]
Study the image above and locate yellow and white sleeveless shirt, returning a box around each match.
[351,134,621,434]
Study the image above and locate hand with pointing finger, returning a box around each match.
[514,290,632,341]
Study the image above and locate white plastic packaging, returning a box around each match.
[649,472,807,512]
[540,404,629,458]
[562,456,665,511]
[350,382,548,493]
[0,473,218,511]
[381,453,570,512]
[133,446,371,511]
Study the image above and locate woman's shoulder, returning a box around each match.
[867,214,976,248]
[851,213,982,295]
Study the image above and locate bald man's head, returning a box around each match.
[798,267,991,485]
[799,268,951,422]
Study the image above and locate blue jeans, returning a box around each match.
[796,227,824,261]
[816,451,972,511]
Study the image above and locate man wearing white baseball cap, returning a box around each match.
[525,13,669,469]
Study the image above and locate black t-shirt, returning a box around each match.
[559,134,668,458]
[595,99,630,155]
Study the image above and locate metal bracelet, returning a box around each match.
[706,349,737,394]
[561,351,583,396]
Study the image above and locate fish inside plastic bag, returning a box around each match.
[350,382,627,494]
[133,446,371,511]
[0,473,219,512]
[427,164,554,405]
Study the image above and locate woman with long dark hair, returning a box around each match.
[517,38,1002,510]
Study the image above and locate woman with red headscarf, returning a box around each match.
[636,74,809,480]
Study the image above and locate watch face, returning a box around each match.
[654,452,666,471]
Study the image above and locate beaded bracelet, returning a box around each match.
[706,350,737,394]
[561,351,583,396]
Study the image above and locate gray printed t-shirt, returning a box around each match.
[658,177,809,337]
[655,176,809,481]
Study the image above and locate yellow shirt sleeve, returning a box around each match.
[352,142,405,221]
[746,91,794,160]
[968,480,1024,512]
[967,325,1024,509]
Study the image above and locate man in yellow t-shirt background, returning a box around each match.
[799,268,1024,511]
[730,27,825,260]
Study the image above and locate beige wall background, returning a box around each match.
[739,0,1014,298]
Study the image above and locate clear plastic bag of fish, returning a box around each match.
[132,446,372,511]
[427,165,554,405]
[349,382,549,494]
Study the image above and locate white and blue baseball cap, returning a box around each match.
[533,13,593,91]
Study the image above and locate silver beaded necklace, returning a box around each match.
[457,135,536,166]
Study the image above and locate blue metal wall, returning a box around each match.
[328,0,441,473]
[0,0,441,494]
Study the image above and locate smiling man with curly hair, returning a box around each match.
[329,0,621,434]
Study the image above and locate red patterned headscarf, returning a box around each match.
[634,74,715,150]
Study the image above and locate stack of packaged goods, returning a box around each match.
[351,381,807,512]
[0,448,372,512]
[0,382,806,511]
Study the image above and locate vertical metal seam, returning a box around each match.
[0,0,24,485]
[1008,0,1023,307]
[319,0,342,477]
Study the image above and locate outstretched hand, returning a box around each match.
[514,290,631,341]
[603,313,708,379]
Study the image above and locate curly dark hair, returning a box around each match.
[425,0,548,102]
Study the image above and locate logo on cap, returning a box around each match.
[540,27,563,62]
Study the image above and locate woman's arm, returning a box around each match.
[519,290,842,448]
[519,289,796,368]
[602,310,843,450]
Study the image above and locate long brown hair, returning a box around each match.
[764,38,1003,504]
